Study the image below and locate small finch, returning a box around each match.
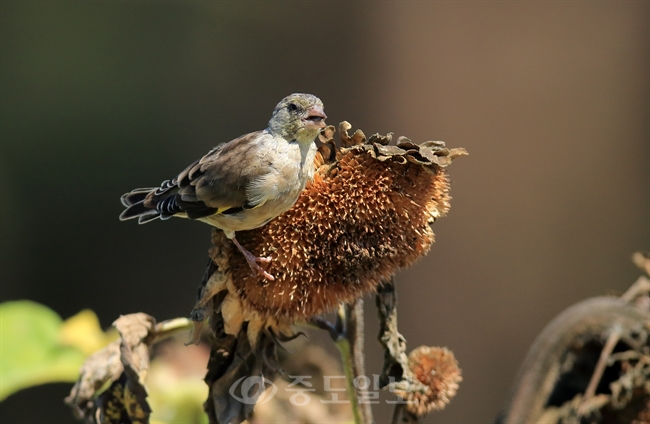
[119,93,327,281]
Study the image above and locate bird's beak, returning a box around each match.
[304,106,327,129]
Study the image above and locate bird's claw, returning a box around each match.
[231,236,275,281]
[259,269,275,281]
[247,260,275,281]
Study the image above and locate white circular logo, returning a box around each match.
[228,376,277,405]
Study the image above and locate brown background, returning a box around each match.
[1,2,648,423]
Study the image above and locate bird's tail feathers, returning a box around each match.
[119,187,163,223]
[135,210,162,224]
[120,188,156,207]
[119,183,185,224]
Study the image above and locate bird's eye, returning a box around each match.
[287,103,298,112]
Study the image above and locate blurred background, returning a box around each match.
[1,2,648,423]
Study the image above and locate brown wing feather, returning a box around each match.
[122,130,285,223]
[176,130,274,212]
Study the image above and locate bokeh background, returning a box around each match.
[1,2,648,423]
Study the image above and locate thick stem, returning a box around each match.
[336,336,363,424]
[347,299,373,424]
[376,277,414,423]
[376,277,408,388]
[151,317,193,344]
[334,299,373,424]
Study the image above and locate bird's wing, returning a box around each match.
[175,130,279,214]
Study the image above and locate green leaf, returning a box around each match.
[0,301,86,400]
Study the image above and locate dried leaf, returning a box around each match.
[339,121,366,147]
[203,322,281,424]
[448,147,469,160]
[374,143,406,157]
[66,313,156,424]
[368,132,393,146]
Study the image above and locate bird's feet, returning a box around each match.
[231,236,275,281]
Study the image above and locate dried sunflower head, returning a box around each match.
[192,122,467,344]
[394,346,462,416]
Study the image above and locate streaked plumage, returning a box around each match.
[120,93,327,280]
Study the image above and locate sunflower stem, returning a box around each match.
[152,317,193,343]
[335,299,373,424]
[336,336,362,424]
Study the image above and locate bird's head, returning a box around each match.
[267,93,327,143]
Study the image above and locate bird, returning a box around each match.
[119,93,327,281]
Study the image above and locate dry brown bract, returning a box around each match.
[192,122,467,345]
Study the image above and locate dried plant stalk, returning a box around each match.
[376,278,462,424]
